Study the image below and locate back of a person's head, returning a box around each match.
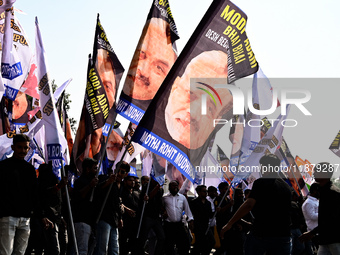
[235,188,243,196]
[119,161,130,172]
[218,181,229,191]
[141,176,149,182]
[314,162,334,180]
[196,185,206,193]
[208,186,217,193]
[82,158,98,174]
[13,134,30,145]
[309,182,320,194]
[259,154,281,168]
[244,189,251,196]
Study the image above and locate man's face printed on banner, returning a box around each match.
[123,18,177,101]
[165,50,233,149]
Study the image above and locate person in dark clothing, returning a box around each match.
[299,162,340,254]
[137,178,165,255]
[38,162,68,255]
[0,134,38,255]
[70,158,98,255]
[221,154,292,255]
[190,185,215,255]
[290,190,306,255]
[93,162,127,255]
[119,174,140,255]
[214,182,233,255]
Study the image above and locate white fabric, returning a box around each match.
[302,195,319,231]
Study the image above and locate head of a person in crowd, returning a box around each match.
[218,182,229,196]
[169,180,179,196]
[141,176,150,186]
[244,189,251,199]
[291,189,300,202]
[134,176,140,191]
[82,158,98,178]
[196,185,208,200]
[124,174,136,190]
[234,188,244,201]
[12,134,30,160]
[259,153,281,178]
[116,161,130,181]
[309,182,320,199]
[207,186,218,199]
[313,162,334,187]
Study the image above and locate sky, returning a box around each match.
[14,0,340,176]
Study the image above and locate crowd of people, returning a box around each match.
[0,134,340,255]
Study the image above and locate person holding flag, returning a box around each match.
[220,154,292,255]
[0,134,38,255]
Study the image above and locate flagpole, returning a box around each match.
[60,161,79,255]
[205,184,233,236]
[136,173,152,238]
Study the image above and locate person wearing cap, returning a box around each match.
[162,180,193,255]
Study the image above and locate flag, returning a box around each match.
[72,15,124,173]
[232,105,290,186]
[329,130,340,158]
[0,0,16,13]
[114,0,179,170]
[295,155,313,188]
[216,145,234,183]
[141,149,153,177]
[277,139,309,196]
[20,58,39,99]
[56,87,73,164]
[229,114,244,169]
[1,7,32,101]
[239,68,276,166]
[35,17,67,178]
[133,0,258,183]
[0,108,42,161]
[116,0,179,123]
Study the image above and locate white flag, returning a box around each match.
[35,17,66,176]
[239,68,276,166]
[1,7,32,101]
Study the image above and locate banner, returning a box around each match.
[0,108,42,161]
[1,7,32,101]
[35,17,67,177]
[0,0,16,13]
[229,114,244,169]
[116,0,179,124]
[114,0,179,170]
[239,68,276,166]
[278,139,308,196]
[72,15,124,172]
[133,0,258,183]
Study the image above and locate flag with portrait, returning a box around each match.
[132,0,258,183]
[72,15,124,173]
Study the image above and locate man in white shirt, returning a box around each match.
[302,182,320,255]
[162,180,194,255]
